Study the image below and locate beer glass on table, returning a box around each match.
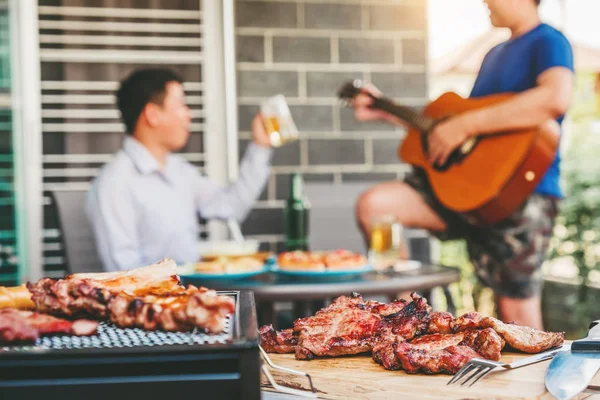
[369,215,403,270]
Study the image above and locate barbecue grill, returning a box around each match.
[0,290,260,400]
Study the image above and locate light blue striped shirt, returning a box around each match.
[86,137,272,272]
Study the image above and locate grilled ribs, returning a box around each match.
[259,291,565,375]
[108,285,234,333]
[28,259,235,333]
[0,308,98,344]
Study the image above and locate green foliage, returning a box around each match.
[437,240,495,316]
[545,72,600,334]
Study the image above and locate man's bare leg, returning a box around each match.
[355,181,447,252]
[496,295,544,330]
[356,181,447,303]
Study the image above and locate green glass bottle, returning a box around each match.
[284,173,310,251]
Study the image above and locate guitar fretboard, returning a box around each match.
[369,95,435,133]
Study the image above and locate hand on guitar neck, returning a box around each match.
[337,79,560,225]
[349,83,405,127]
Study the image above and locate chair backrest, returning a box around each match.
[50,190,104,274]
[303,181,432,263]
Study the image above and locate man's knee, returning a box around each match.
[355,188,378,226]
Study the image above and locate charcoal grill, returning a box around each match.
[0,290,260,400]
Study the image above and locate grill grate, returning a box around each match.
[1,317,232,353]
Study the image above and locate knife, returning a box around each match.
[545,320,600,400]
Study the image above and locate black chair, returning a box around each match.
[50,190,104,274]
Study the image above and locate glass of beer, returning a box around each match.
[261,95,298,147]
[369,215,403,269]
[370,215,394,253]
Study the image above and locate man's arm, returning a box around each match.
[191,142,272,221]
[428,66,573,166]
[193,113,272,221]
[86,178,143,272]
[463,67,573,136]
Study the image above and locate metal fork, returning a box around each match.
[447,346,565,388]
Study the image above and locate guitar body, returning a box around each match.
[399,92,560,225]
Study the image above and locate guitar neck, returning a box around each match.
[369,95,435,133]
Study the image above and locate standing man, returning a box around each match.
[87,68,273,271]
[352,0,574,329]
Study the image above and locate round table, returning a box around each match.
[182,264,460,328]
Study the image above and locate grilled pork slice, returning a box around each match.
[262,292,438,362]
[478,317,564,353]
[108,286,235,333]
[371,293,432,345]
[293,293,382,360]
[0,308,98,344]
[394,328,504,374]
[397,345,483,375]
[369,293,434,369]
[259,325,298,353]
[454,312,564,353]
[426,311,455,334]
[28,259,236,333]
[453,312,484,332]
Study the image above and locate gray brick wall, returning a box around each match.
[235,0,428,251]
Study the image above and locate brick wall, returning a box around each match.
[234,0,429,253]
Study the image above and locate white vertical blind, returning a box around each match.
[38,0,210,276]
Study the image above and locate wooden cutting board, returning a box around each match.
[262,345,600,399]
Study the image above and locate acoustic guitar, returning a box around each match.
[337,80,560,225]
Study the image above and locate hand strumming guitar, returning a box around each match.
[427,114,477,167]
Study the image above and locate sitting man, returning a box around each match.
[87,68,272,271]
[352,0,573,329]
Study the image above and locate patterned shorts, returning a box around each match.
[405,169,559,299]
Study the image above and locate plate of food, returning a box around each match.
[178,253,272,280]
[272,249,373,278]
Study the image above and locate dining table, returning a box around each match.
[181,263,461,328]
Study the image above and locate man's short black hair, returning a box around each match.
[116,68,183,134]
[535,0,541,5]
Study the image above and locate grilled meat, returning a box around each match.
[453,312,484,332]
[28,259,235,333]
[454,312,563,353]
[366,298,409,316]
[0,308,98,344]
[293,293,381,360]
[372,293,432,343]
[259,325,298,353]
[369,293,433,369]
[394,328,504,374]
[108,285,235,333]
[259,291,564,375]
[28,259,182,318]
[427,311,455,334]
[477,317,563,353]
[397,345,483,375]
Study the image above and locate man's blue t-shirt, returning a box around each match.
[469,23,574,198]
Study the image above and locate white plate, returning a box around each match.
[198,240,260,257]
[393,260,422,272]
